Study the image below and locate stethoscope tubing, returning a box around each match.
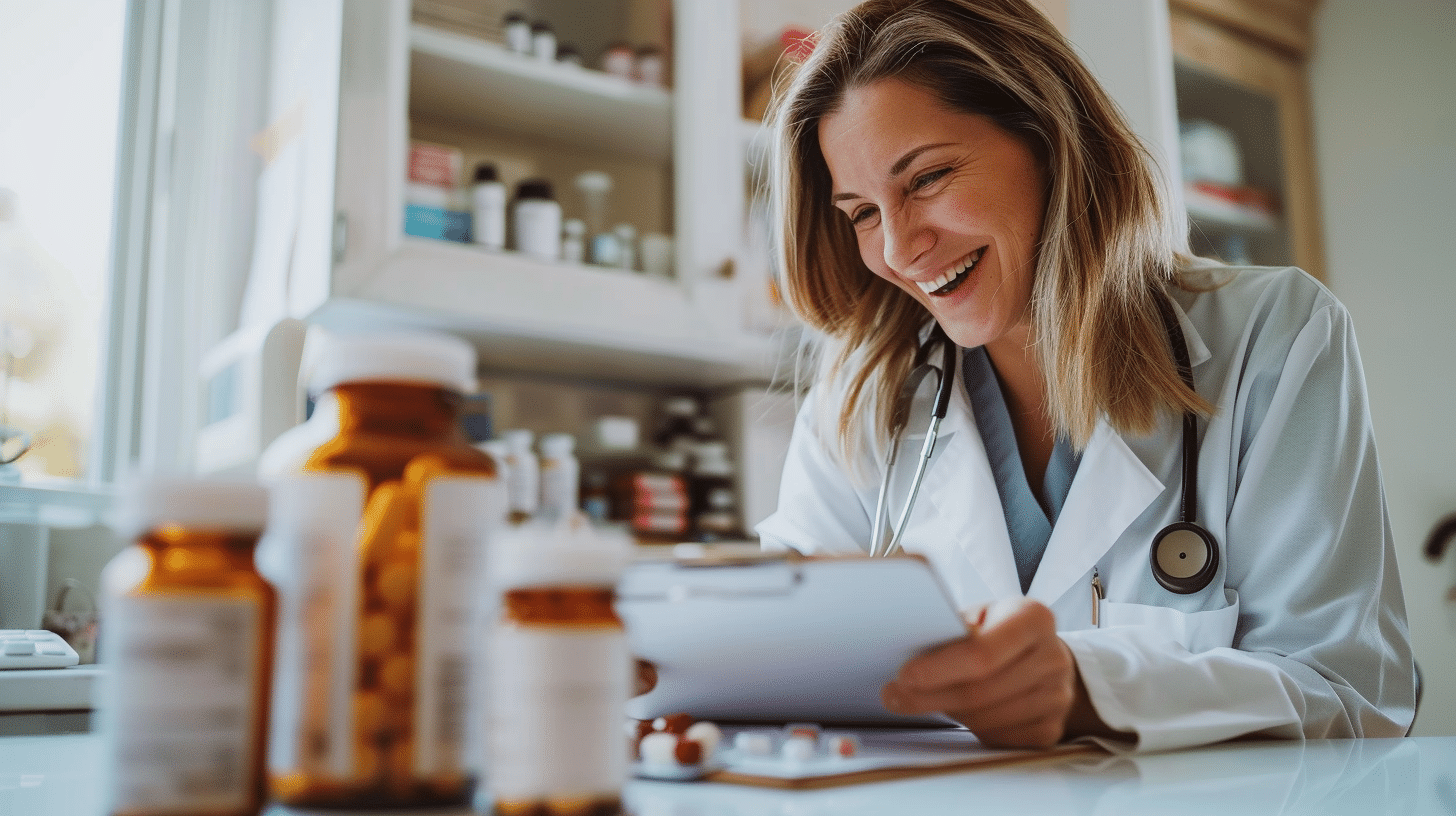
[873,295,1220,595]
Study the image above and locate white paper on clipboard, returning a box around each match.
[617,555,969,726]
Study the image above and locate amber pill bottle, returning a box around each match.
[261,331,504,808]
[486,519,634,816]
[98,476,275,816]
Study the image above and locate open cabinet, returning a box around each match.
[253,0,791,389]
[1170,0,1325,279]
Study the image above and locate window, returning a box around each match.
[0,1,126,481]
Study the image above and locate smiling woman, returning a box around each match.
[754,0,1415,753]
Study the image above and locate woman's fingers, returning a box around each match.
[881,598,1080,749]
[895,598,1058,689]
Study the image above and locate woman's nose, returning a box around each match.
[880,206,932,274]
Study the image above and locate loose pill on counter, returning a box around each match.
[781,735,816,763]
[653,712,695,734]
[733,731,774,757]
[673,737,703,765]
[783,722,821,742]
[639,732,679,765]
[828,734,860,758]
[683,721,722,757]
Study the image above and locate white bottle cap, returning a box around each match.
[308,330,476,395]
[539,432,576,457]
[663,396,698,417]
[110,475,269,539]
[491,515,633,589]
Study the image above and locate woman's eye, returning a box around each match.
[912,168,951,190]
[850,206,879,226]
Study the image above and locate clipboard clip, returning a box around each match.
[617,549,805,602]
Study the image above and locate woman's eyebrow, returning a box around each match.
[830,142,955,203]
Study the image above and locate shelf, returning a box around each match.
[1184,183,1280,233]
[314,238,793,387]
[408,24,672,161]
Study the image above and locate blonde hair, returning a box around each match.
[768,0,1211,462]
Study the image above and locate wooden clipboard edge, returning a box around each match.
[701,742,1103,790]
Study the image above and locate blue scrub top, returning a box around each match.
[962,346,1081,595]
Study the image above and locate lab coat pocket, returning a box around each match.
[1099,590,1240,654]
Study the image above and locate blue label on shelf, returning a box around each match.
[405,204,472,243]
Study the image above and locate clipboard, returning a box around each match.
[617,552,969,726]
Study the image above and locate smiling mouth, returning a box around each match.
[916,248,986,297]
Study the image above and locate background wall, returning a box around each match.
[1309,0,1456,736]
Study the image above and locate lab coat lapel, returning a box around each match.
[917,359,1023,600]
[1026,420,1164,604]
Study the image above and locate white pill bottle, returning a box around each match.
[485,517,633,815]
[538,432,580,521]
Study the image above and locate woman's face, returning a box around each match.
[818,78,1047,354]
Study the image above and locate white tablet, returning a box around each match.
[617,552,968,726]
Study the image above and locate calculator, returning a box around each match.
[0,630,81,669]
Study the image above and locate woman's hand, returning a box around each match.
[881,598,1115,748]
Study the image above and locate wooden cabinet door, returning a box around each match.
[1171,9,1325,279]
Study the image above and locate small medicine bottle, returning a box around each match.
[502,428,541,524]
[486,517,634,815]
[471,163,507,251]
[513,179,563,262]
[538,432,580,521]
[502,12,531,54]
[98,476,275,816]
[530,21,557,62]
[262,330,505,809]
[562,218,586,264]
[689,440,740,540]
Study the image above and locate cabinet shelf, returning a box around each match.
[408,24,671,161]
[315,238,791,386]
[1184,183,1280,234]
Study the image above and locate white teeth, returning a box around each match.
[915,248,983,294]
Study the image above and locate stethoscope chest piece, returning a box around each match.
[1150,521,1219,594]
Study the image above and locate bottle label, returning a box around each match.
[416,476,506,776]
[101,595,263,812]
[488,625,630,802]
[265,472,366,779]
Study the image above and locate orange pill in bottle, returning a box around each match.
[486,518,634,816]
[260,331,506,809]
[98,476,275,816]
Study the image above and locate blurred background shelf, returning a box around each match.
[409,24,671,161]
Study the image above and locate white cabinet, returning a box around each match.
[266,0,791,387]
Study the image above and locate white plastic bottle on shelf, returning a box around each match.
[613,223,638,272]
[470,163,506,250]
[512,179,562,262]
[538,433,580,521]
[561,218,586,264]
[502,429,540,524]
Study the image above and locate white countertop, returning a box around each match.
[2,730,1453,816]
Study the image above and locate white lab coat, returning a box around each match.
[756,264,1417,751]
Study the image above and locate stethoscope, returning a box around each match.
[869,295,1220,595]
